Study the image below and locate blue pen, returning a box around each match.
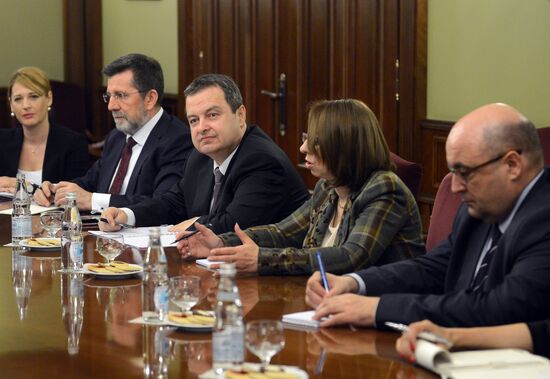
[316,251,330,293]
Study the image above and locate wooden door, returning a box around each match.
[178,0,425,188]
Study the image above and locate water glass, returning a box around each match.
[169,275,201,313]
[40,210,64,237]
[245,320,285,370]
[95,234,125,264]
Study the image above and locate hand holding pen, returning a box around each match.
[172,222,214,244]
[316,251,330,293]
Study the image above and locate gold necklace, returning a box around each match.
[27,142,44,154]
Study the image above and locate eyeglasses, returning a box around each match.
[102,90,145,103]
[449,149,521,184]
[302,132,319,145]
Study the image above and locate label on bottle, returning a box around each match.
[154,284,169,317]
[69,241,83,269]
[11,216,32,239]
[212,326,245,364]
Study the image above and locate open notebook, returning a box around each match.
[414,339,550,379]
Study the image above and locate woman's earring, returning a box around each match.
[10,112,14,117]
[48,106,51,111]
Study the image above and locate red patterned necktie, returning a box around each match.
[109,137,137,194]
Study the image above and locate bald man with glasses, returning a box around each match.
[35,53,192,211]
[305,103,550,329]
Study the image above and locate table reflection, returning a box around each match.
[61,273,84,355]
[12,250,32,320]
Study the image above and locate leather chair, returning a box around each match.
[537,127,550,165]
[390,152,422,198]
[425,172,462,251]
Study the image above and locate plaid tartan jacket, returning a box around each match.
[219,170,425,275]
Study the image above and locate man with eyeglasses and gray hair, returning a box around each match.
[305,103,550,329]
[34,53,192,211]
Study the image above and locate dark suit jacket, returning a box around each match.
[355,168,550,327]
[131,125,310,234]
[0,123,89,183]
[528,320,550,358]
[72,111,192,208]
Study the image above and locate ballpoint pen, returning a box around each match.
[172,223,214,244]
[316,251,330,293]
[384,321,453,348]
[99,217,134,229]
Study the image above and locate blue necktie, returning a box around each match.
[470,225,502,292]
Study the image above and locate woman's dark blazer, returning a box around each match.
[0,123,89,183]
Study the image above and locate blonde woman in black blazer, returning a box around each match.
[0,67,88,194]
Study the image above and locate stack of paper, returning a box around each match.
[195,258,225,269]
[89,226,177,248]
[282,310,320,329]
[414,339,550,379]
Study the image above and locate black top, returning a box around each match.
[0,123,89,184]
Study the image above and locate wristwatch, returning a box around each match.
[25,182,39,195]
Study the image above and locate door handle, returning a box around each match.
[260,73,287,136]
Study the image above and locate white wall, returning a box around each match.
[0,0,64,84]
[102,0,179,94]
[427,0,550,127]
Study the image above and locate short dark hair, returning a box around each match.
[184,74,243,112]
[103,53,164,105]
[484,117,544,167]
[306,99,392,191]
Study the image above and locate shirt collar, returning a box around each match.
[213,144,239,175]
[498,169,543,233]
[128,107,164,146]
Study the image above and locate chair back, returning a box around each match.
[537,127,550,166]
[390,152,422,198]
[425,172,462,251]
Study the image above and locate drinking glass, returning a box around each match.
[246,320,285,371]
[95,234,125,264]
[40,210,64,238]
[169,275,201,313]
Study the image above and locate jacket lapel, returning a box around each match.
[193,162,214,215]
[125,113,166,194]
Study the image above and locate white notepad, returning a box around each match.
[282,310,320,329]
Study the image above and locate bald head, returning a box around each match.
[446,103,544,223]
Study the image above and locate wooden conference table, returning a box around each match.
[0,205,436,379]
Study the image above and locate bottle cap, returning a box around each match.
[219,262,236,276]
[16,173,25,180]
[66,192,77,200]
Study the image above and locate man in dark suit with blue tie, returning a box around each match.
[100,74,309,234]
[305,103,550,328]
[34,54,192,211]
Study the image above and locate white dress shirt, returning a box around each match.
[91,108,164,212]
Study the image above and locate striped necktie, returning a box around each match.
[209,167,224,214]
[470,225,502,292]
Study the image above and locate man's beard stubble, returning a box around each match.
[112,110,148,135]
